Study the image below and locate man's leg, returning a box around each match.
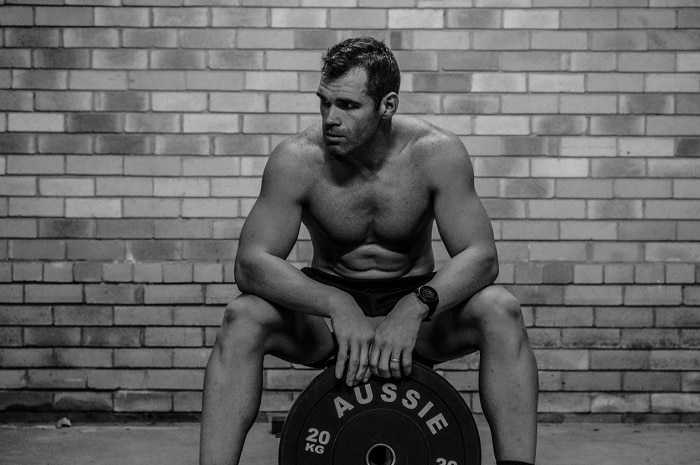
[199,294,335,465]
[416,285,538,464]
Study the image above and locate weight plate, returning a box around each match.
[279,362,481,465]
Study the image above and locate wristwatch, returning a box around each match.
[414,285,439,322]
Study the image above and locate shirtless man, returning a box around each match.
[199,37,538,465]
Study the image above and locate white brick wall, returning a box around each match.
[0,2,698,419]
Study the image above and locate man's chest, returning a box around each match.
[304,170,432,244]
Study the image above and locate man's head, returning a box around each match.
[321,37,400,110]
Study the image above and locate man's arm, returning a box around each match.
[370,131,498,378]
[234,140,336,316]
[234,139,374,385]
[421,132,499,315]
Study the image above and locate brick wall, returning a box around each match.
[1,1,699,421]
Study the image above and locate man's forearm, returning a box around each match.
[423,246,499,318]
[234,252,349,318]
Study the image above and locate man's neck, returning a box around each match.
[343,120,395,175]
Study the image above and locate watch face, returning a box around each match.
[419,286,438,302]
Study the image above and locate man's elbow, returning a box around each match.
[233,255,256,294]
[483,249,499,284]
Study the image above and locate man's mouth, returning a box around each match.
[324,133,344,143]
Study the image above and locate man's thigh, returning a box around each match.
[414,285,515,363]
[247,295,336,368]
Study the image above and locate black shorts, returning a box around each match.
[301,267,439,368]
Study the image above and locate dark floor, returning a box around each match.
[1,419,699,465]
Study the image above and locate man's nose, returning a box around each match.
[324,105,341,126]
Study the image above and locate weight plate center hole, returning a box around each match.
[366,443,396,465]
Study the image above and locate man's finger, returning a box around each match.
[363,368,372,384]
[389,352,402,378]
[377,349,391,378]
[368,344,380,377]
[345,343,361,386]
[402,351,413,377]
[355,343,370,386]
[335,340,348,380]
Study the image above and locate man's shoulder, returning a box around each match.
[265,124,325,175]
[256,126,325,201]
[394,116,473,191]
[273,124,324,160]
[396,115,468,161]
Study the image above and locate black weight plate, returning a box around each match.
[279,362,480,465]
[331,409,428,464]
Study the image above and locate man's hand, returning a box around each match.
[369,294,427,379]
[330,300,375,386]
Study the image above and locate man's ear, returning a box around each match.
[380,92,399,119]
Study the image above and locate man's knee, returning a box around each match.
[217,294,281,350]
[466,285,524,332]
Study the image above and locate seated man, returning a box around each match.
[200,37,538,465]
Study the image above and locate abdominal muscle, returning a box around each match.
[310,239,436,280]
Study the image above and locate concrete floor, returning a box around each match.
[1,419,699,465]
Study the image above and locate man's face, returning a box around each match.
[316,67,383,157]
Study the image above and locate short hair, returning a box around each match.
[321,37,401,109]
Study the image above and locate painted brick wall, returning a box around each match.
[1,1,699,421]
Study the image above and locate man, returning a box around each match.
[200,37,538,465]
